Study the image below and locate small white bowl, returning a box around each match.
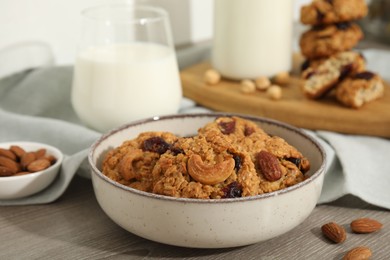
[89,113,326,248]
[0,141,63,200]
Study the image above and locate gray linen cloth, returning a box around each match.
[0,47,389,208]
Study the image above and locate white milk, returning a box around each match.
[212,0,293,79]
[71,43,182,132]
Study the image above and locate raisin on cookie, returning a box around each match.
[336,71,385,108]
[300,22,363,59]
[301,51,365,99]
[300,0,368,26]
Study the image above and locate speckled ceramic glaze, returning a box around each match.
[0,141,63,200]
[89,113,326,248]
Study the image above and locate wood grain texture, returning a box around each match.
[181,63,390,138]
[0,176,389,259]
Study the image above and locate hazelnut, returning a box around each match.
[204,69,221,85]
[240,80,256,94]
[255,76,271,90]
[273,71,290,85]
[266,85,282,100]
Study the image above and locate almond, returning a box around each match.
[0,156,20,173]
[321,222,346,243]
[9,145,26,158]
[257,150,282,181]
[0,148,17,161]
[343,246,372,260]
[14,171,31,176]
[0,166,14,176]
[43,155,57,164]
[20,152,36,170]
[34,148,47,159]
[27,159,51,172]
[350,218,383,234]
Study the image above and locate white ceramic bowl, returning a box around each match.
[0,141,63,200]
[89,113,326,248]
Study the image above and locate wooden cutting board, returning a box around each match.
[180,62,390,138]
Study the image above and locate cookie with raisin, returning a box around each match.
[300,0,368,25]
[300,22,363,59]
[336,71,385,108]
[301,51,365,99]
[102,131,179,189]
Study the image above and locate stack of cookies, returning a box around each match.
[299,0,385,108]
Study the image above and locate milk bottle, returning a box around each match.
[212,0,293,79]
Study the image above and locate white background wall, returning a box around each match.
[0,0,311,65]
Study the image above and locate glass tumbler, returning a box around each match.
[71,4,182,132]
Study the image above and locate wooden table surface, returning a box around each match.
[1,175,389,259]
[181,62,390,138]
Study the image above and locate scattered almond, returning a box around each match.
[343,246,372,260]
[321,222,346,243]
[350,218,383,234]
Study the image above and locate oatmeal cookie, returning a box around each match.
[197,117,310,193]
[301,58,327,73]
[199,117,308,166]
[300,22,363,59]
[102,131,179,191]
[102,117,311,199]
[170,134,262,198]
[155,135,239,198]
[336,71,385,108]
[301,51,365,99]
[151,151,221,199]
[300,0,368,26]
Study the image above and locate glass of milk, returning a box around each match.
[212,0,293,80]
[71,4,182,132]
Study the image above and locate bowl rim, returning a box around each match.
[0,141,63,181]
[88,112,327,204]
